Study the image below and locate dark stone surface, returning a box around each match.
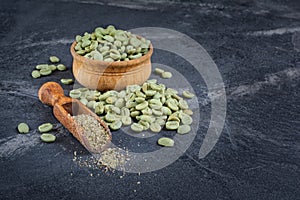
[0,0,300,199]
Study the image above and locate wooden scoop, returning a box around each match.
[38,82,112,153]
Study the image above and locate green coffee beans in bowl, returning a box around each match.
[70,25,153,91]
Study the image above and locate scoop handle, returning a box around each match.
[38,82,67,106]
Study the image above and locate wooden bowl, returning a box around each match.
[70,41,153,91]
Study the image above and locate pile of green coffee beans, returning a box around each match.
[74,25,151,62]
[69,79,194,134]
[32,56,67,78]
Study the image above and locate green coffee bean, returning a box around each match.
[118,90,126,98]
[121,116,132,125]
[177,125,191,134]
[38,123,53,133]
[69,89,81,99]
[136,115,155,123]
[17,123,29,134]
[183,109,193,115]
[179,99,189,110]
[48,65,57,71]
[109,120,122,130]
[152,109,163,116]
[105,112,116,122]
[138,120,150,130]
[129,37,141,48]
[111,106,121,115]
[162,106,172,115]
[158,137,174,147]
[98,92,111,100]
[104,105,114,112]
[126,101,137,108]
[40,133,56,143]
[76,50,86,55]
[161,95,166,104]
[106,96,117,104]
[90,41,98,50]
[182,90,195,98]
[95,104,104,115]
[75,43,82,50]
[121,53,127,60]
[77,88,89,92]
[135,101,148,110]
[150,122,161,133]
[149,83,162,91]
[93,50,103,61]
[84,53,92,59]
[130,111,140,118]
[161,71,172,79]
[166,88,178,95]
[115,32,127,42]
[165,121,179,130]
[60,78,73,85]
[141,83,148,93]
[36,64,48,70]
[86,94,98,101]
[128,53,142,60]
[135,91,146,98]
[110,49,120,55]
[145,90,156,96]
[49,56,60,63]
[136,47,142,53]
[147,79,157,84]
[169,111,180,118]
[168,115,180,122]
[149,99,162,109]
[131,123,144,132]
[31,70,41,78]
[153,93,162,100]
[76,35,82,42]
[171,94,182,101]
[114,40,122,48]
[57,64,67,71]
[87,100,96,109]
[115,98,125,108]
[141,107,152,115]
[91,33,96,40]
[103,35,114,42]
[83,32,91,39]
[135,97,145,103]
[99,46,110,52]
[120,107,130,116]
[155,117,166,126]
[82,40,91,48]
[154,68,164,74]
[166,99,179,111]
[40,68,52,76]
[126,45,134,54]
[95,27,106,35]
[110,52,121,60]
[180,113,193,125]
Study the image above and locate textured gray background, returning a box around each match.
[0,0,299,199]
